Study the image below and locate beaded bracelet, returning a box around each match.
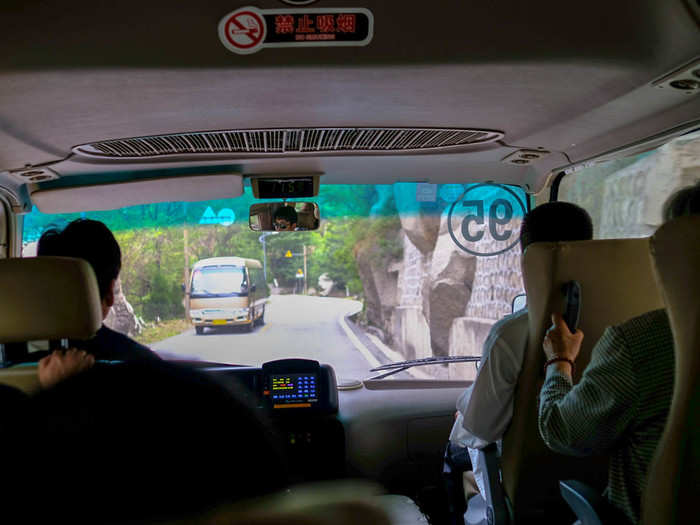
[544,357,576,376]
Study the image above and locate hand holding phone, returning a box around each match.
[542,282,583,372]
[561,281,581,333]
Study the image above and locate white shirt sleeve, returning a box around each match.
[449,384,490,448]
[461,309,528,445]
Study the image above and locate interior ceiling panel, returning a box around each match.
[38,148,569,193]
[0,0,698,194]
[0,0,669,68]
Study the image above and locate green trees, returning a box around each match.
[112,216,399,319]
[116,225,266,321]
[308,220,363,294]
[21,184,404,320]
[116,227,186,322]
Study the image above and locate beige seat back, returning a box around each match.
[0,256,102,392]
[642,216,700,525]
[502,238,664,519]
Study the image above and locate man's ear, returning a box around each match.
[103,278,117,309]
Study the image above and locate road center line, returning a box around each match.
[337,314,381,369]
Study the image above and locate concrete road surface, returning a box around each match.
[152,295,379,381]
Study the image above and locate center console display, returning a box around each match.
[262,358,337,414]
[271,373,318,407]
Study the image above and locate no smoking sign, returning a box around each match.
[219,9,267,54]
[218,6,373,55]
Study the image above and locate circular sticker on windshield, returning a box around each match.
[447,183,527,257]
[217,208,236,226]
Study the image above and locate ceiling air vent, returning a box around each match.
[8,167,59,184]
[653,58,700,95]
[73,128,503,159]
[501,149,550,165]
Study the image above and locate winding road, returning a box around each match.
[152,295,381,380]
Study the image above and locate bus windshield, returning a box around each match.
[191,266,247,297]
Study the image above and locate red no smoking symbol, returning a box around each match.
[219,8,266,54]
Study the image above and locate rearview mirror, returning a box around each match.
[249,202,320,232]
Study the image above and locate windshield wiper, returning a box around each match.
[366,355,481,380]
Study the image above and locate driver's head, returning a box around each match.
[38,219,121,318]
[273,205,298,231]
[519,202,593,251]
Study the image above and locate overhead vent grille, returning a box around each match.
[73,128,503,159]
[8,167,60,184]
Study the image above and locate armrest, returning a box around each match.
[559,480,631,525]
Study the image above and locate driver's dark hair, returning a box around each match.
[37,219,121,300]
[274,205,298,225]
[662,180,700,222]
[519,201,593,250]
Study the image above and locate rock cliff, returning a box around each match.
[104,278,144,337]
[356,185,525,380]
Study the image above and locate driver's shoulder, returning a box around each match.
[96,325,159,359]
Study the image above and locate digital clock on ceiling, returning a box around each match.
[252,175,320,199]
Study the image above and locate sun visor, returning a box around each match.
[31,173,243,213]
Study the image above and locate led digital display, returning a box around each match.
[271,373,318,405]
[256,177,315,198]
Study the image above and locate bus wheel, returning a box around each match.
[195,326,204,335]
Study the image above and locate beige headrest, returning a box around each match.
[643,215,700,525]
[523,238,663,376]
[0,257,103,343]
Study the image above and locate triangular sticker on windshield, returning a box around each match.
[199,206,218,224]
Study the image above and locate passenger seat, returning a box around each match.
[642,216,700,524]
[0,256,102,392]
[470,238,664,523]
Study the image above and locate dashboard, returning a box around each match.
[201,357,467,494]
[205,358,344,483]
[0,355,467,511]
[205,358,338,415]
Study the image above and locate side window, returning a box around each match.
[556,131,700,239]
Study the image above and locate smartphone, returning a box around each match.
[561,281,581,333]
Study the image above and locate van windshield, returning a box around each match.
[21,182,529,381]
[191,266,246,297]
